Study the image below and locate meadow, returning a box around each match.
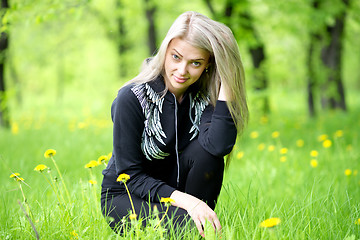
[0,88,359,239]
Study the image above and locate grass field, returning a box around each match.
[0,89,359,239]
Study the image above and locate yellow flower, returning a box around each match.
[268,145,275,152]
[317,134,328,142]
[16,177,24,182]
[88,180,97,185]
[44,149,56,158]
[260,116,268,124]
[129,213,137,220]
[345,169,352,176]
[257,143,265,151]
[310,150,318,157]
[97,155,108,164]
[117,173,130,183]
[355,218,360,225]
[280,148,288,154]
[10,173,20,178]
[34,164,48,172]
[280,156,287,162]
[260,217,281,228]
[310,159,318,168]
[70,230,78,239]
[271,131,280,138]
[160,197,175,207]
[236,151,244,159]
[84,160,99,169]
[322,139,332,148]
[334,130,343,138]
[296,139,304,147]
[250,131,259,139]
[11,122,19,135]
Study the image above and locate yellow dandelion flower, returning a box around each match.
[268,145,275,152]
[97,155,108,164]
[236,151,244,159]
[310,150,318,157]
[160,197,175,207]
[84,160,99,169]
[16,177,24,182]
[355,219,360,225]
[280,156,287,162]
[271,131,280,138]
[260,116,268,124]
[322,139,332,148]
[345,169,352,176]
[310,159,318,168]
[129,213,137,220]
[280,148,288,154]
[317,134,328,142]
[260,217,281,228]
[88,180,97,185]
[34,164,48,172]
[11,122,19,135]
[10,173,20,178]
[44,149,56,158]
[250,131,259,139]
[296,139,304,147]
[257,143,265,151]
[334,130,343,138]
[117,173,130,183]
[70,230,78,238]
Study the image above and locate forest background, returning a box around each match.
[1,0,360,239]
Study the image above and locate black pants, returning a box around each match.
[101,140,224,232]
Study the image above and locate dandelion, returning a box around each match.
[260,116,268,124]
[310,159,318,168]
[10,173,20,178]
[250,131,259,139]
[317,134,328,142]
[117,173,135,217]
[16,177,25,182]
[129,213,137,220]
[345,169,352,176]
[236,151,244,159]
[11,122,19,135]
[260,217,281,228]
[70,230,78,239]
[296,139,304,147]
[323,139,332,148]
[280,148,288,154]
[44,149,56,158]
[355,219,360,225]
[310,150,318,157]
[34,164,48,172]
[155,198,175,229]
[268,145,275,152]
[88,180,97,185]
[271,131,280,138]
[258,143,265,151]
[280,156,287,162]
[84,160,99,169]
[334,130,343,138]
[97,155,108,165]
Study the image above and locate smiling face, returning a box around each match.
[163,38,210,102]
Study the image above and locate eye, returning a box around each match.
[192,61,201,67]
[172,54,180,60]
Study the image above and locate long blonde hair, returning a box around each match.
[126,11,248,135]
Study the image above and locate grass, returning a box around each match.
[0,89,359,239]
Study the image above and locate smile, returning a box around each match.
[173,75,188,83]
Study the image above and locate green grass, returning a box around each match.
[1,90,359,239]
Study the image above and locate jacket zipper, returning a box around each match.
[172,94,180,187]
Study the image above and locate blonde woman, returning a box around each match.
[101,11,248,237]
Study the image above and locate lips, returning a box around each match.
[173,75,188,83]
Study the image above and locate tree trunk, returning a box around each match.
[144,0,157,56]
[320,0,348,110]
[116,0,128,77]
[0,0,10,128]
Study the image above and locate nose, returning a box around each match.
[177,62,187,75]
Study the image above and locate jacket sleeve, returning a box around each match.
[112,86,175,202]
[198,100,237,156]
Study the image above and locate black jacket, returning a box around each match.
[101,76,237,202]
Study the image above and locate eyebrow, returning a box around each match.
[173,49,206,61]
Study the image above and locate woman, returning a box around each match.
[101,11,248,237]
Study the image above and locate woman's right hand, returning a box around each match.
[170,190,221,237]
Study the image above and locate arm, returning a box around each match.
[112,86,175,202]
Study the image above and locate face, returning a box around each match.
[163,38,210,102]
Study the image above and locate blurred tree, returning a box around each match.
[205,0,270,114]
[0,0,9,128]
[144,0,157,56]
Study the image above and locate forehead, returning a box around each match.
[168,38,210,60]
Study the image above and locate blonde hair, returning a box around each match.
[126,11,248,135]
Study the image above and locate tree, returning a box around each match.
[144,0,157,56]
[0,0,9,128]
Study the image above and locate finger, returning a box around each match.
[213,217,222,232]
[194,219,204,237]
